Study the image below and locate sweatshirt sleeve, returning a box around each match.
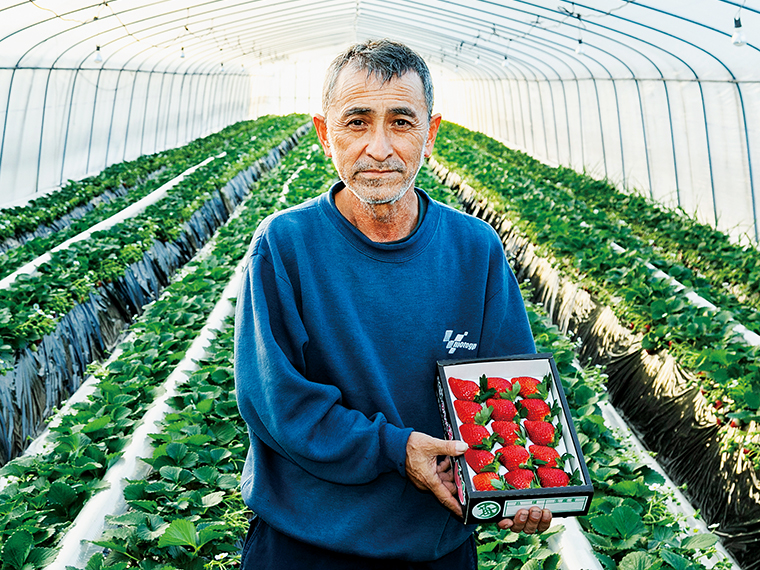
[234,235,412,485]
[477,236,537,358]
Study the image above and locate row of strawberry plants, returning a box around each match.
[0,120,261,248]
[455,124,760,317]
[73,291,726,570]
[431,123,760,453]
[0,124,313,567]
[47,129,339,570]
[0,114,308,367]
[0,119,276,281]
[526,293,728,570]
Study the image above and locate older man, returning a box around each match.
[234,39,551,569]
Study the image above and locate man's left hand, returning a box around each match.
[498,507,552,533]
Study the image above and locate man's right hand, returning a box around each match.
[405,431,468,517]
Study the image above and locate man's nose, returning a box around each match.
[365,125,393,161]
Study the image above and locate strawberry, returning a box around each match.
[486,398,517,421]
[512,376,540,397]
[464,449,499,473]
[459,424,491,447]
[518,399,551,421]
[537,467,569,487]
[487,376,512,396]
[449,377,479,401]
[529,445,560,468]
[504,468,536,489]
[491,421,521,445]
[524,420,555,446]
[473,472,502,491]
[496,445,530,471]
[454,400,482,423]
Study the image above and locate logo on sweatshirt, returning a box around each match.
[443,330,478,355]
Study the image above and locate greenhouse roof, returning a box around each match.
[1,0,759,242]
[2,1,757,80]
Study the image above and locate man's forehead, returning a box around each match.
[329,67,426,113]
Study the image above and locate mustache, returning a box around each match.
[352,159,405,173]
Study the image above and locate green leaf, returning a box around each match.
[660,549,692,570]
[2,528,34,570]
[680,532,718,551]
[82,415,112,434]
[47,480,78,506]
[25,547,58,567]
[157,519,197,549]
[619,551,661,570]
[201,491,225,508]
[612,506,646,539]
[589,514,619,537]
[136,515,169,542]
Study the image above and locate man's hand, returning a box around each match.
[405,432,553,534]
[498,507,552,534]
[405,432,468,517]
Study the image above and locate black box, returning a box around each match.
[436,353,593,524]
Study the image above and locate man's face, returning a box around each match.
[314,67,441,205]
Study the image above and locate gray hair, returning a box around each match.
[322,39,434,120]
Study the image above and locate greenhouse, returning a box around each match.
[0,1,758,569]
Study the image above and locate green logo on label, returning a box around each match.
[473,501,500,520]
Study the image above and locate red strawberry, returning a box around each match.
[519,399,551,421]
[491,421,520,445]
[486,398,517,421]
[496,445,530,471]
[529,445,560,468]
[487,377,512,396]
[464,449,499,473]
[473,472,501,491]
[513,376,540,397]
[459,424,491,446]
[454,400,482,423]
[537,467,569,487]
[449,377,479,401]
[524,420,555,446]
[504,468,535,489]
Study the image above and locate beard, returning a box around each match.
[342,152,424,206]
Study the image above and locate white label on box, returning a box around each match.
[502,496,588,517]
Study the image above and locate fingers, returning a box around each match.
[497,507,551,533]
[405,433,464,517]
[428,476,463,517]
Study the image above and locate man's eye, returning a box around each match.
[395,119,411,127]
[349,119,365,126]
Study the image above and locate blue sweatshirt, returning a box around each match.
[234,182,535,561]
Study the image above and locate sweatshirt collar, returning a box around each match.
[321,181,440,262]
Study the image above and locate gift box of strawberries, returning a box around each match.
[436,353,593,524]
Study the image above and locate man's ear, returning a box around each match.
[424,113,443,158]
[313,114,332,157]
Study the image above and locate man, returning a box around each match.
[234,39,552,569]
